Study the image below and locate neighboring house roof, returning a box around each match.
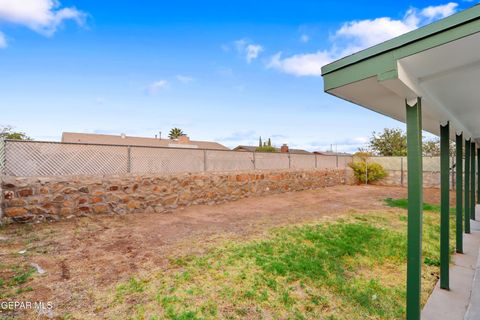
[61,132,230,150]
[233,145,312,154]
[233,146,260,152]
[314,151,352,156]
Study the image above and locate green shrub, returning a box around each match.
[348,161,387,183]
[256,146,276,153]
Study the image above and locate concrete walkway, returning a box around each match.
[422,217,480,320]
[465,218,480,320]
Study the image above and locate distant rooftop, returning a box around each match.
[61,132,230,150]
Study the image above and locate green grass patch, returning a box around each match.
[384,198,441,212]
[100,204,452,320]
[115,277,148,303]
[0,264,36,299]
[384,197,457,265]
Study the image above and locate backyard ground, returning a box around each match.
[0,185,453,319]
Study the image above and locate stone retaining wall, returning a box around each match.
[1,169,352,223]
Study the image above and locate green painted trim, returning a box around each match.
[440,123,450,290]
[323,7,480,92]
[471,144,476,220]
[377,69,398,82]
[406,98,423,320]
[456,134,463,253]
[322,5,480,75]
[323,55,394,92]
[465,139,471,234]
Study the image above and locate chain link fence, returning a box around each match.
[0,139,5,175]
[2,139,468,189]
[130,147,205,174]
[2,139,469,183]
[0,139,353,177]
[2,140,128,176]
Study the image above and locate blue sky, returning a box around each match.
[0,1,475,152]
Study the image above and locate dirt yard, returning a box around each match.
[0,185,447,319]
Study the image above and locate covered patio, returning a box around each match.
[322,4,480,320]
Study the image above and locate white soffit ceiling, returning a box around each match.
[330,32,480,141]
[398,32,480,140]
[330,75,457,140]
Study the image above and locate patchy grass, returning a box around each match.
[384,198,441,212]
[0,264,35,299]
[116,277,149,303]
[96,203,453,320]
[385,198,457,266]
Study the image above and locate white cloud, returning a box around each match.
[0,31,6,48]
[0,0,86,36]
[245,44,263,63]
[234,39,247,51]
[148,80,169,94]
[176,75,195,84]
[421,2,458,21]
[268,2,459,77]
[233,39,263,63]
[268,51,334,77]
[300,34,309,43]
[335,16,417,49]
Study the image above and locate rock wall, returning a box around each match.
[1,169,352,223]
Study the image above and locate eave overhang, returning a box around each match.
[322,5,480,142]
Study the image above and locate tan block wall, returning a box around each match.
[372,170,444,188]
[1,169,353,224]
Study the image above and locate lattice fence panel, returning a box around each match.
[0,140,365,177]
[3,141,128,176]
[255,152,289,170]
[206,150,254,172]
[130,147,204,173]
[0,139,5,174]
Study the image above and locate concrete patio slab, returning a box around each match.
[465,218,480,320]
[422,217,480,320]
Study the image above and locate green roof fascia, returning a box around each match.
[322,5,480,92]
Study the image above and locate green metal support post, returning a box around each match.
[478,147,480,205]
[440,122,450,289]
[406,98,423,320]
[456,133,463,253]
[471,143,476,220]
[465,139,471,234]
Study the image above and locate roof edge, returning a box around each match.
[321,4,480,76]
